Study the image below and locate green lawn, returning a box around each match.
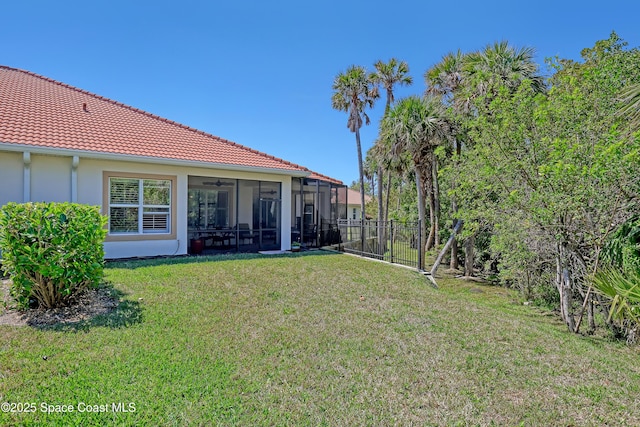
[1,252,639,426]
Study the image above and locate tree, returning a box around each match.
[382,95,447,270]
[426,50,466,108]
[463,40,545,99]
[454,33,640,332]
[456,40,545,277]
[426,50,467,270]
[332,66,379,221]
[370,58,413,253]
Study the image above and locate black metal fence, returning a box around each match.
[334,219,422,270]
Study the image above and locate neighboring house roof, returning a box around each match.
[340,188,372,205]
[0,66,342,183]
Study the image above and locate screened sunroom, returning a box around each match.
[290,177,347,248]
[187,175,347,254]
[187,176,282,253]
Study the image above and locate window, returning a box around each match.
[352,208,357,220]
[109,177,171,234]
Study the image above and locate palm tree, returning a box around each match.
[463,41,545,101]
[372,129,412,221]
[370,58,413,253]
[457,41,545,276]
[332,65,379,220]
[382,95,447,270]
[426,51,466,269]
[371,59,413,112]
[426,50,465,105]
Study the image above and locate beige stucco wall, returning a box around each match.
[31,154,72,202]
[237,180,255,226]
[0,151,23,206]
[0,148,295,258]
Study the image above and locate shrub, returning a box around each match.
[0,202,107,309]
[591,267,640,343]
[592,217,640,342]
[600,215,640,273]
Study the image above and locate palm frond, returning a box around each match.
[591,267,640,324]
[370,58,413,112]
[462,40,546,99]
[617,82,640,130]
[332,65,379,132]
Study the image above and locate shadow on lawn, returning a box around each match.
[105,248,341,270]
[27,286,143,333]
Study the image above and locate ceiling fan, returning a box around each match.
[203,179,234,187]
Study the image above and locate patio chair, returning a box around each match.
[238,223,255,244]
[303,224,317,247]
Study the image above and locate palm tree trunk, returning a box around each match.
[450,139,461,270]
[464,233,475,276]
[414,166,427,271]
[377,165,384,255]
[450,238,459,269]
[383,169,392,254]
[384,169,391,224]
[450,196,459,270]
[432,154,441,247]
[355,129,366,221]
[396,180,402,213]
[426,189,436,251]
[424,154,436,251]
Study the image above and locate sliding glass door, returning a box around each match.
[188,176,281,252]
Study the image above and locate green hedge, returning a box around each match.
[0,202,107,309]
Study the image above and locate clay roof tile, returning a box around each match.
[0,65,341,184]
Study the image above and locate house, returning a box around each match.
[0,66,347,258]
[341,188,373,221]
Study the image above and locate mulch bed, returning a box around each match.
[0,279,119,327]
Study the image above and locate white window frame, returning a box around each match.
[109,177,172,235]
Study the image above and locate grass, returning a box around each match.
[1,252,639,426]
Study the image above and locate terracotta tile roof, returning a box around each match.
[0,66,335,177]
[307,170,343,185]
[338,188,372,205]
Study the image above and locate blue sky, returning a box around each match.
[2,1,638,185]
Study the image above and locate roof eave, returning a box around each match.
[0,142,311,178]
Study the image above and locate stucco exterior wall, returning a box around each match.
[348,205,364,221]
[31,154,72,202]
[0,151,23,206]
[0,149,295,258]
